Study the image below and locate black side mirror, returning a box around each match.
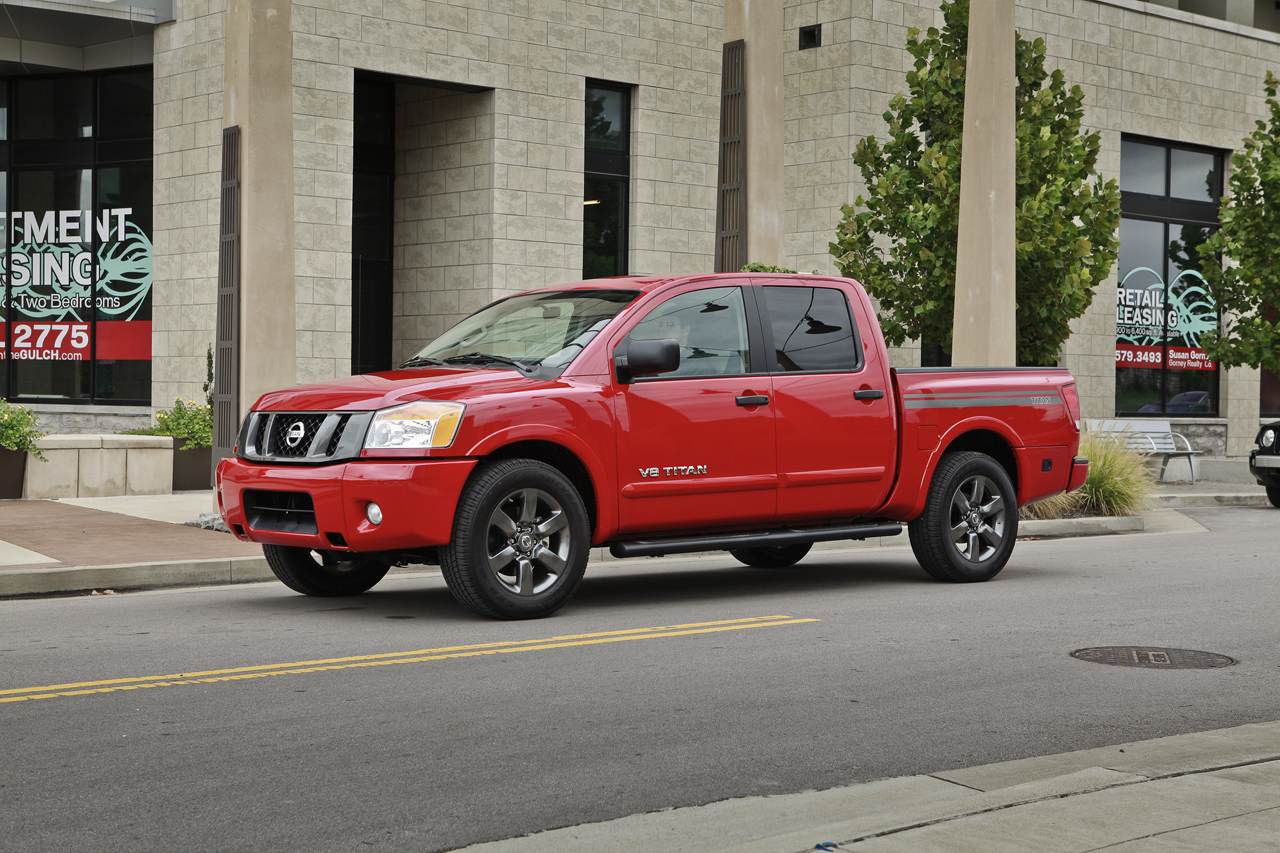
[615,338,680,383]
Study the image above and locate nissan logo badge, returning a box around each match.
[285,421,307,448]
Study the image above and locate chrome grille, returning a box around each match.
[268,414,327,457]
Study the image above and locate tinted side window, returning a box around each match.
[762,286,860,372]
[625,286,749,377]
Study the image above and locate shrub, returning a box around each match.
[0,400,49,461]
[1021,431,1153,519]
[124,398,213,449]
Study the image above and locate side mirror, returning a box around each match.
[615,338,680,383]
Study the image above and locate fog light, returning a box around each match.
[366,502,383,525]
[1263,429,1275,448]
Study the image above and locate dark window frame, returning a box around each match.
[1,65,154,406]
[583,80,631,278]
[1116,135,1224,418]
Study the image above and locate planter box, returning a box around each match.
[173,444,213,491]
[23,434,174,498]
[0,447,26,500]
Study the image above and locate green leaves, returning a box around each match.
[1196,70,1280,372]
[831,0,1120,365]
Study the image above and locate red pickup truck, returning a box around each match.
[217,273,1087,619]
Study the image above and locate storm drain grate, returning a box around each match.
[1071,646,1237,669]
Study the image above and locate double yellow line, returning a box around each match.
[0,614,817,705]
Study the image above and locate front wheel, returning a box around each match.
[909,451,1017,583]
[1267,486,1280,508]
[441,459,590,619]
[729,543,812,568]
[263,545,390,596]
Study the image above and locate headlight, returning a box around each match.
[1263,428,1276,449]
[364,401,465,449]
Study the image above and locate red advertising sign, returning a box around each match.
[0,321,151,361]
[1115,343,1214,371]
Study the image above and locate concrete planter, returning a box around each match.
[0,447,26,500]
[173,444,213,491]
[23,435,175,499]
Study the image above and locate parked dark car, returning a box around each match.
[1249,422,1280,508]
[1138,390,1211,414]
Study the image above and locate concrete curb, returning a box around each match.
[452,720,1280,853]
[1018,514,1144,538]
[0,500,1244,598]
[0,557,273,597]
[1152,492,1270,508]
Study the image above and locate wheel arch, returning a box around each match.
[939,428,1019,496]
[478,440,602,539]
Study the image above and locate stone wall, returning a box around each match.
[151,0,226,407]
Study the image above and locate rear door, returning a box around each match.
[758,281,896,520]
[612,283,776,535]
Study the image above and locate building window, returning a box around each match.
[1,67,153,404]
[1115,137,1222,416]
[583,82,629,279]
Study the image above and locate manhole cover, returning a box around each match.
[1071,647,1237,669]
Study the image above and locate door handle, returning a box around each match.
[736,394,769,407]
[854,389,884,400]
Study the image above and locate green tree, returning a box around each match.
[1195,71,1280,373]
[829,0,1120,365]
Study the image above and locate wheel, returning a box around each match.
[441,459,590,619]
[263,545,390,596]
[1267,486,1280,508]
[729,543,812,568]
[908,451,1017,582]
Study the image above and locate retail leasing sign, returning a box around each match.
[0,208,152,361]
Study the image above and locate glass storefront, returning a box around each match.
[1115,138,1221,416]
[1,67,152,404]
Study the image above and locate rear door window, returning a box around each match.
[760,286,861,373]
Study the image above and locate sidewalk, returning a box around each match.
[454,720,1280,852]
[0,474,1271,598]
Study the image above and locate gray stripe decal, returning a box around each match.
[903,393,1062,409]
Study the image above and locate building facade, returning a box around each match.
[3,0,1279,457]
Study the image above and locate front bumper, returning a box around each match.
[1249,451,1280,487]
[217,456,478,552]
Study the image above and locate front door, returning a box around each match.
[613,284,776,535]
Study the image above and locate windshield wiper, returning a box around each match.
[442,352,535,372]
[399,355,449,369]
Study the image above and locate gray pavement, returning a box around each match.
[1,474,1276,851]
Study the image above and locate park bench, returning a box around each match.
[1085,419,1201,482]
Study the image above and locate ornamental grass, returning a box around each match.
[1021,430,1154,519]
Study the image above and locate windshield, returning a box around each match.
[405,288,640,375]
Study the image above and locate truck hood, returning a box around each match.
[252,367,549,412]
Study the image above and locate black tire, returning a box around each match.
[729,543,813,568]
[441,459,590,619]
[909,451,1017,583]
[263,544,390,596]
[1267,486,1280,509]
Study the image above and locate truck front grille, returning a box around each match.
[237,411,372,464]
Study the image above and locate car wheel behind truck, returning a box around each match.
[441,459,590,619]
[908,451,1017,583]
[263,545,391,596]
[729,543,813,568]
[1268,486,1280,508]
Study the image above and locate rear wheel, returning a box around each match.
[909,451,1017,582]
[729,543,812,568]
[441,459,590,619]
[263,545,390,596]
[1267,486,1280,508]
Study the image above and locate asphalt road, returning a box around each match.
[3,507,1279,852]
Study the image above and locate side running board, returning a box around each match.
[609,522,902,559]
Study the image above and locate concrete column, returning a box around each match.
[223,0,296,407]
[952,0,1017,367]
[723,0,785,268]
[1224,0,1254,27]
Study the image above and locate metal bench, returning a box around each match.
[1085,419,1201,482]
